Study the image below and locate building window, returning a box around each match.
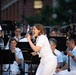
[34,0,43,9]
[34,0,43,14]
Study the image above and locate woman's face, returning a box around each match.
[10,40,17,50]
[32,26,40,37]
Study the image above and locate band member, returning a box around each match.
[55,37,76,75]
[5,27,22,49]
[3,38,24,75]
[49,38,63,69]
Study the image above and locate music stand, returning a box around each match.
[17,42,40,64]
[48,37,66,51]
[0,49,15,75]
[17,42,40,75]
[22,51,40,75]
[16,42,33,52]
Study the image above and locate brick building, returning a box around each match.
[1,0,53,24]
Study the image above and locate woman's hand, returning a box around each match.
[31,52,37,56]
[25,34,31,41]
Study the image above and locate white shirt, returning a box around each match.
[19,38,28,42]
[66,46,76,70]
[55,46,76,75]
[36,35,54,58]
[54,49,63,63]
[5,47,24,73]
[14,36,22,41]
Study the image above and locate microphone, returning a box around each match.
[21,25,33,41]
[20,31,32,40]
[27,31,32,35]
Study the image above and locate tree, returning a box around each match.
[22,0,76,26]
[22,5,52,26]
[52,0,76,25]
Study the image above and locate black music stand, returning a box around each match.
[17,42,40,75]
[48,37,66,51]
[0,50,15,75]
[22,51,40,75]
[16,42,33,52]
[17,42,40,64]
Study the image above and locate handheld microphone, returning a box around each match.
[27,31,32,35]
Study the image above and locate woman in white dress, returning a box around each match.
[26,24,57,75]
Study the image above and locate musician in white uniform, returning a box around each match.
[49,38,63,68]
[5,27,22,49]
[26,24,57,75]
[3,38,24,75]
[55,37,76,75]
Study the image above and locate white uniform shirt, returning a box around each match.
[14,36,22,41]
[55,46,76,75]
[19,38,28,42]
[5,47,24,73]
[36,35,54,58]
[54,49,63,63]
[66,46,76,70]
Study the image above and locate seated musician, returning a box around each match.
[49,38,63,69]
[55,37,76,75]
[5,27,22,49]
[3,38,24,75]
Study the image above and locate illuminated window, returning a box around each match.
[34,0,43,9]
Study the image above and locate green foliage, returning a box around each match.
[22,0,76,26]
[15,21,22,26]
[22,5,52,26]
[53,0,76,25]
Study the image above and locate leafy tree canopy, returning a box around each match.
[22,0,76,26]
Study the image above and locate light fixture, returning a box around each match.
[34,0,43,9]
